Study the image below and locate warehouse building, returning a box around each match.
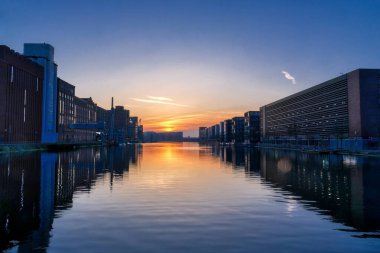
[0,45,44,143]
[244,111,260,144]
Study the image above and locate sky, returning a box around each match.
[1,0,379,136]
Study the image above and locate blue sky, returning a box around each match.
[1,0,379,136]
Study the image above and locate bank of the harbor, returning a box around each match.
[0,142,107,154]
[256,144,380,157]
[201,141,380,157]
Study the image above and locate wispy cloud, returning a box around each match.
[132,97,189,107]
[281,70,296,84]
[147,96,173,101]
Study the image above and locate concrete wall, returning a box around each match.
[359,69,380,138]
[24,43,58,143]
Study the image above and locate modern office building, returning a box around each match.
[0,45,44,143]
[24,43,58,143]
[215,124,220,141]
[244,111,260,144]
[199,127,207,141]
[223,119,232,143]
[231,117,245,143]
[219,122,225,142]
[211,125,216,140]
[260,69,380,147]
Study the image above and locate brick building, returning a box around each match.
[0,45,44,143]
[73,97,98,141]
[57,78,75,142]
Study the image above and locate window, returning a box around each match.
[23,89,27,123]
[11,66,14,83]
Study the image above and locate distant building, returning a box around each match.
[199,127,207,141]
[215,124,220,141]
[211,125,216,140]
[144,132,183,142]
[137,125,144,143]
[96,105,108,130]
[57,78,75,142]
[57,79,107,142]
[113,106,129,143]
[73,97,98,141]
[260,69,380,148]
[223,119,232,143]
[219,122,225,142]
[206,127,211,140]
[232,117,245,143]
[127,116,138,142]
[244,111,260,144]
[0,45,44,143]
[24,43,58,143]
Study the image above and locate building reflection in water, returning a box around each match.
[0,144,140,252]
[210,145,380,236]
[1,144,380,251]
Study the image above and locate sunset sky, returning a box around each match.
[1,0,379,136]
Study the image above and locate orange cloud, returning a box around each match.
[132,97,189,107]
[142,110,245,132]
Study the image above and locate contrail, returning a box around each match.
[282,70,296,84]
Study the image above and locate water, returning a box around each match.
[1,143,380,252]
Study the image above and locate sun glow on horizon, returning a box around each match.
[140,109,252,134]
[164,127,174,132]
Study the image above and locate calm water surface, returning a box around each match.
[1,143,380,252]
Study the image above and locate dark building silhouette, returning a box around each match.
[57,79,109,143]
[73,97,98,141]
[1,43,143,145]
[223,119,232,143]
[244,111,260,144]
[219,122,225,142]
[143,131,183,142]
[199,127,207,141]
[96,106,108,130]
[57,78,75,142]
[127,116,138,142]
[209,125,215,140]
[232,117,245,143]
[0,45,44,143]
[137,124,144,143]
[113,106,129,143]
